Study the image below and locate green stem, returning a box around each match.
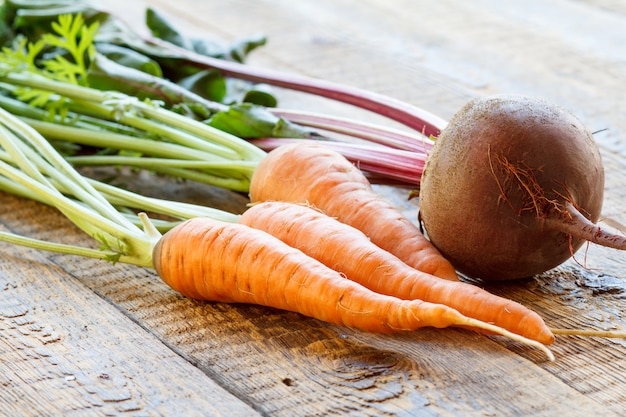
[5,70,110,102]
[124,99,267,161]
[0,88,261,190]
[0,87,147,137]
[66,155,258,171]
[0,106,244,266]
[13,124,252,190]
[0,107,137,230]
[68,99,244,160]
[66,155,256,191]
[1,68,266,161]
[0,149,240,224]
[0,108,158,267]
[88,180,241,223]
[24,117,235,163]
[0,158,139,242]
[0,230,142,264]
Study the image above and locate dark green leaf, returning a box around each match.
[206,103,315,139]
[170,101,212,119]
[9,2,104,41]
[0,3,16,45]
[242,84,277,107]
[189,37,232,59]
[95,43,162,77]
[87,53,223,114]
[177,69,226,102]
[144,7,266,63]
[225,34,267,63]
[145,7,190,49]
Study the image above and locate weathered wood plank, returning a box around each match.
[0,213,260,416]
[4,190,611,416]
[162,0,626,413]
[105,0,626,413]
[2,217,606,416]
[0,0,624,416]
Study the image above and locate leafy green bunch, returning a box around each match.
[0,11,272,192]
[0,1,435,188]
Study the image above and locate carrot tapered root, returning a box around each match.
[551,328,626,338]
[240,201,555,346]
[248,143,460,281]
[152,217,553,360]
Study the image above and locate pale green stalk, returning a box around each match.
[0,110,155,266]
[0,104,247,267]
[6,70,109,102]
[0,231,135,263]
[2,67,266,161]
[65,155,257,173]
[0,64,267,191]
[68,99,243,160]
[0,149,241,224]
[0,158,147,257]
[112,98,267,161]
[0,107,137,230]
[25,117,236,164]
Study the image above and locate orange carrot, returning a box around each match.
[153,217,553,360]
[248,143,459,281]
[239,201,555,346]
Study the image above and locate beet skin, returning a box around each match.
[419,95,605,280]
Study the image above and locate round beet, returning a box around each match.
[419,95,625,280]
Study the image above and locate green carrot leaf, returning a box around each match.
[40,13,99,85]
[13,86,54,108]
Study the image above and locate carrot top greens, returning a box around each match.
[0,5,438,187]
[0,10,433,264]
[0,14,271,192]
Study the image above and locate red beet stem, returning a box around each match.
[145,38,448,137]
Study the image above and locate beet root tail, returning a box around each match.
[549,202,626,250]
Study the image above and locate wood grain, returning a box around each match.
[1,0,625,415]
[0,202,259,416]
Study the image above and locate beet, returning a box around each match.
[419,95,625,280]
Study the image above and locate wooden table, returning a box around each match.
[2,1,625,415]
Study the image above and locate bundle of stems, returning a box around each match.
[0,8,440,188]
[0,68,267,192]
[0,104,235,264]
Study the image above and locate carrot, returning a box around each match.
[153,217,554,360]
[248,143,459,281]
[239,201,555,346]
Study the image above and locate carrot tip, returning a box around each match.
[468,318,555,361]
